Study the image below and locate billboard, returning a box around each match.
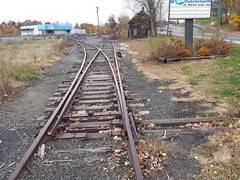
[170,0,212,19]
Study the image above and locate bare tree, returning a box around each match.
[126,0,164,36]
[118,14,130,38]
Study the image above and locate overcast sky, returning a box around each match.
[0,0,134,25]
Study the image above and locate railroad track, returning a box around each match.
[9,37,144,180]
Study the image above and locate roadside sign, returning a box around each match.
[170,0,212,19]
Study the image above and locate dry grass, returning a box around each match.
[193,120,240,179]
[122,38,240,116]
[0,38,70,98]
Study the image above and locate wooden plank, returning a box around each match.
[67,116,117,122]
[158,55,227,63]
[73,105,116,111]
[48,97,62,101]
[56,133,87,140]
[55,147,111,154]
[83,86,113,91]
[84,82,113,87]
[68,120,121,129]
[72,103,143,111]
[78,99,117,104]
[66,111,120,118]
[80,94,114,100]
[58,84,70,88]
[55,131,124,140]
[88,74,110,79]
[86,77,112,81]
[144,117,221,127]
[144,127,228,136]
[81,90,115,95]
[66,127,110,133]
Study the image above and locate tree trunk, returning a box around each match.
[151,18,157,36]
[225,12,228,24]
[151,20,155,36]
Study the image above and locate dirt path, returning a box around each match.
[0,46,77,179]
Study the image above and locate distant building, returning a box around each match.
[20,25,41,36]
[20,23,73,36]
[128,7,151,39]
[71,29,86,35]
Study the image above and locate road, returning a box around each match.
[163,25,240,44]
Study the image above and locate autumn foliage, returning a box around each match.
[149,37,192,59]
[229,13,240,30]
[177,49,192,57]
[194,38,232,56]
[0,20,43,35]
[197,47,211,56]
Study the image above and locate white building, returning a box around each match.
[20,24,73,36]
[20,25,41,36]
[71,29,86,35]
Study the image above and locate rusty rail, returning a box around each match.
[9,39,143,180]
[9,41,104,180]
[83,40,143,180]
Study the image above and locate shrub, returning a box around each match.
[194,38,205,52]
[198,47,212,56]
[0,58,12,94]
[151,37,185,59]
[219,41,232,55]
[194,38,232,55]
[177,49,192,57]
[55,39,72,56]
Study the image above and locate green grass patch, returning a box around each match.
[210,47,240,110]
[189,74,208,86]
[10,64,41,81]
[181,45,240,113]
[181,64,192,75]
[189,78,200,86]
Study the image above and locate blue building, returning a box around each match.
[38,24,73,35]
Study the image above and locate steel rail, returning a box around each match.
[112,42,143,180]
[48,41,105,134]
[83,40,143,180]
[8,41,103,180]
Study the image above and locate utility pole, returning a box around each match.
[159,3,162,34]
[167,0,171,35]
[185,19,194,52]
[96,6,100,37]
[216,0,222,39]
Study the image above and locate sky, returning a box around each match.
[0,0,134,25]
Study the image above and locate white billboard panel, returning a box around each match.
[170,0,212,19]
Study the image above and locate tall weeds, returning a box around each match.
[0,53,12,95]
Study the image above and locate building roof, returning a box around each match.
[20,25,38,30]
[129,8,151,25]
[38,24,73,31]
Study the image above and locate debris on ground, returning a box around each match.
[138,139,167,177]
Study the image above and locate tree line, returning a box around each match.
[74,15,129,38]
[0,15,129,38]
[223,0,240,30]
[0,20,43,35]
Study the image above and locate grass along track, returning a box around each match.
[0,38,69,98]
